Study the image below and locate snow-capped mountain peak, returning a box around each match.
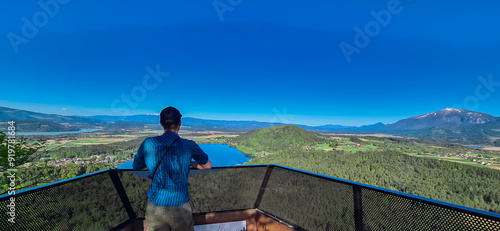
[387,108,498,130]
[443,108,463,112]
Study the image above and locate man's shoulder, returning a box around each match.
[178,137,197,146]
[146,134,197,147]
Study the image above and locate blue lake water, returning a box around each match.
[465,145,484,149]
[118,143,250,169]
[17,129,101,136]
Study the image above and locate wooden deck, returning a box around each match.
[119,209,294,231]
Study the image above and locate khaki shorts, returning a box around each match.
[145,198,194,231]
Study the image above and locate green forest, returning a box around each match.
[246,148,500,212]
[0,163,113,194]
[228,125,328,157]
[42,136,146,159]
[2,165,496,231]
[235,126,500,213]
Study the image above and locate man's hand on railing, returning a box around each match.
[190,159,212,170]
[141,167,148,171]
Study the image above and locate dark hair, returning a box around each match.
[160,106,182,130]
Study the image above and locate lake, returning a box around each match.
[17,129,101,136]
[118,143,250,169]
[465,145,484,149]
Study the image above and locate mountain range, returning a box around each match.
[385,108,498,130]
[0,106,101,124]
[0,106,499,146]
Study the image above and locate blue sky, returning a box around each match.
[1,1,500,126]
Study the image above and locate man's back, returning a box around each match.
[132,131,209,207]
[134,106,211,231]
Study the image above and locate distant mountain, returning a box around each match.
[86,114,287,130]
[382,108,500,146]
[4,106,498,145]
[295,122,385,132]
[0,120,80,132]
[229,125,328,152]
[85,114,373,131]
[298,124,355,131]
[386,108,498,130]
[84,114,160,123]
[0,106,102,124]
[356,122,386,131]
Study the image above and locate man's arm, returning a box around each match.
[191,141,211,170]
[132,140,147,171]
[190,159,212,170]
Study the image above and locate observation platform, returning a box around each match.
[1,164,499,230]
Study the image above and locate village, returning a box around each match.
[437,152,495,166]
[22,155,133,168]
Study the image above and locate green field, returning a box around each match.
[40,135,140,151]
[314,143,331,150]
[424,156,491,168]
[342,146,370,153]
[311,140,380,153]
[237,145,256,154]
[192,137,227,143]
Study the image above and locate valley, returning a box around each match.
[2,106,500,214]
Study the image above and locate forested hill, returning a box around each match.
[0,120,80,132]
[246,148,500,213]
[228,125,328,152]
[0,106,101,123]
[231,124,500,213]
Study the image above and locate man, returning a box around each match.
[132,106,212,231]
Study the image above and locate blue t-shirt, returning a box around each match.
[132,131,209,207]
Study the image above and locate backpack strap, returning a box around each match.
[150,137,180,182]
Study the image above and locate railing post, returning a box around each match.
[353,185,363,231]
[254,164,275,208]
[109,169,137,219]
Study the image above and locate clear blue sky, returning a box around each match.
[1,1,500,126]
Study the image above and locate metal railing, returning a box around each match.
[0,164,499,231]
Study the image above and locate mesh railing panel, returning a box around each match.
[189,167,267,213]
[259,167,355,231]
[361,188,500,231]
[1,166,499,230]
[119,171,150,218]
[0,171,129,231]
[118,167,267,216]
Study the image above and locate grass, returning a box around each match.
[342,146,369,153]
[63,138,115,146]
[423,156,492,168]
[139,130,163,134]
[366,144,378,149]
[42,145,62,151]
[236,145,257,154]
[40,135,140,150]
[192,137,226,143]
[314,143,331,150]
